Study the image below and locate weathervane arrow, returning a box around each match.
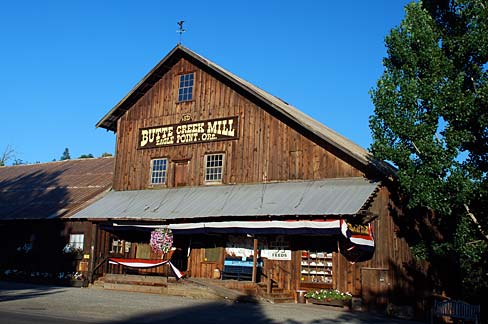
[177,20,186,45]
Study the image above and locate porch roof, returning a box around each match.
[70,177,379,221]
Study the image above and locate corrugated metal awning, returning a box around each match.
[71,178,378,221]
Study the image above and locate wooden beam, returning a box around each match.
[88,222,97,283]
[252,237,258,282]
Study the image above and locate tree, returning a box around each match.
[370,0,487,301]
[78,154,94,159]
[0,145,15,166]
[12,159,25,165]
[100,152,113,157]
[60,148,71,161]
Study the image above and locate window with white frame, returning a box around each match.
[69,234,84,251]
[177,72,194,102]
[204,153,224,183]
[150,158,168,185]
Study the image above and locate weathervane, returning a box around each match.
[177,20,186,45]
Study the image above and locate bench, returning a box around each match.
[431,299,480,324]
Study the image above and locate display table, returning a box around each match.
[221,258,261,281]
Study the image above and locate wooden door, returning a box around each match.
[173,160,190,187]
[361,268,390,310]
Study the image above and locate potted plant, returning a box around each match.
[305,289,352,308]
[63,244,84,260]
[68,272,88,287]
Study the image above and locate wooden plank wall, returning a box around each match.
[188,247,220,278]
[334,186,413,307]
[113,58,363,191]
[92,228,174,277]
[63,220,92,251]
[93,226,111,278]
[262,254,298,291]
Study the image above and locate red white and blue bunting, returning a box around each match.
[108,257,184,279]
[110,218,376,262]
[339,219,375,262]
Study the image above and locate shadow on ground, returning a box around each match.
[0,281,64,302]
[103,294,405,324]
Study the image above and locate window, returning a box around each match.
[111,239,131,254]
[205,153,224,183]
[150,158,168,185]
[69,234,84,250]
[177,72,194,102]
[204,247,222,262]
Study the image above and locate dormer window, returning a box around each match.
[178,72,194,102]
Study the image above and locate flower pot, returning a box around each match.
[307,297,344,307]
[69,279,88,287]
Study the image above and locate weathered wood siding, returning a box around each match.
[334,186,413,308]
[106,55,414,307]
[113,58,363,191]
[187,247,222,279]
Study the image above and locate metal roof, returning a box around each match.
[95,45,395,176]
[70,177,379,221]
[0,157,114,220]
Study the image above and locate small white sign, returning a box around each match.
[262,249,291,260]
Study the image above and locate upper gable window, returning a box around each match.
[178,72,194,102]
[150,158,168,185]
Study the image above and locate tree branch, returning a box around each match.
[0,145,15,166]
[464,204,488,243]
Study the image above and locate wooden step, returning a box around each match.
[103,274,168,286]
[103,282,167,294]
[259,293,295,304]
[269,297,295,304]
[257,285,295,304]
[91,276,228,300]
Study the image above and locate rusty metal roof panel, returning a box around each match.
[0,157,114,220]
[71,177,379,221]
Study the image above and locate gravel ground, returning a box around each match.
[0,281,424,324]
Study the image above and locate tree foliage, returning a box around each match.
[60,148,71,161]
[370,0,487,300]
[78,154,94,159]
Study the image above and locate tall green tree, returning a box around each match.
[370,0,487,301]
[60,148,71,161]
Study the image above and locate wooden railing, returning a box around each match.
[431,299,480,324]
[90,256,109,282]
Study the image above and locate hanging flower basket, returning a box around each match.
[150,227,173,255]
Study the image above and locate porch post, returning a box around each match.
[252,237,258,282]
[88,222,97,283]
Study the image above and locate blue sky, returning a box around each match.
[0,1,411,164]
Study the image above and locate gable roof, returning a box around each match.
[97,44,393,175]
[0,157,114,220]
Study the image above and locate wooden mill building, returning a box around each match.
[70,45,414,310]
